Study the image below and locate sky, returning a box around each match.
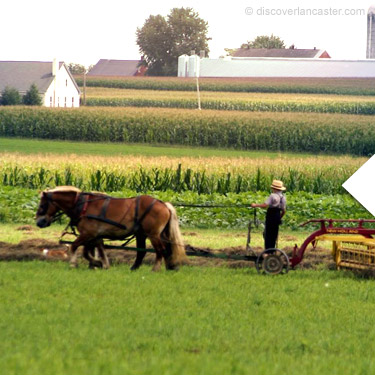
[1,0,373,67]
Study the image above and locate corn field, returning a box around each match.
[74,76,375,96]
[84,88,375,115]
[0,152,365,194]
[0,107,374,155]
[85,88,375,103]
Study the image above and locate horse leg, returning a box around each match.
[130,234,147,271]
[97,241,110,270]
[69,236,99,268]
[70,237,86,268]
[149,237,165,272]
[83,243,104,269]
[162,240,177,271]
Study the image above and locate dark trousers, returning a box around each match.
[264,207,281,249]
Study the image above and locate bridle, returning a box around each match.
[40,191,110,222]
[39,192,65,223]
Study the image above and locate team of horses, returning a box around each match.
[35,186,187,271]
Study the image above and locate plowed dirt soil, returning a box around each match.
[0,238,336,270]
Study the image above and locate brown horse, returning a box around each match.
[35,186,186,271]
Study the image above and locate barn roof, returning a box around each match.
[88,59,143,76]
[233,48,329,58]
[0,61,80,94]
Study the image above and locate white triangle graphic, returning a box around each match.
[342,155,375,217]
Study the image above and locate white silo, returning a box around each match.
[178,55,189,77]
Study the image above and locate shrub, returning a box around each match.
[23,84,42,106]
[1,87,21,105]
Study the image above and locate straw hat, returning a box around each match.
[270,179,286,191]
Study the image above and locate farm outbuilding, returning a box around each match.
[178,55,375,78]
[88,59,147,76]
[232,48,330,58]
[0,60,81,107]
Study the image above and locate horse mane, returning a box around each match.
[43,186,82,194]
[89,191,109,197]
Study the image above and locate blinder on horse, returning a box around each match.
[36,192,64,227]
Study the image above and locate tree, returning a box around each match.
[136,7,210,76]
[67,63,93,75]
[224,48,237,57]
[0,86,21,105]
[23,84,42,106]
[241,34,286,49]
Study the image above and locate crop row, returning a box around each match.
[85,88,375,104]
[0,151,362,194]
[0,163,356,195]
[0,107,374,155]
[75,76,375,96]
[0,186,370,230]
[85,97,375,115]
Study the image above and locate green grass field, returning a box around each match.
[0,261,374,375]
[0,137,315,159]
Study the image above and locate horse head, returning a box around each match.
[36,186,81,228]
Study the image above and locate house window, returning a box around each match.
[72,97,74,107]
[57,97,60,107]
[66,79,68,87]
[64,97,67,107]
[50,97,53,107]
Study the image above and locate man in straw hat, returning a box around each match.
[251,180,286,250]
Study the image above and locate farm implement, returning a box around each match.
[290,219,375,271]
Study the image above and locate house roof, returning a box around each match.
[233,48,328,58]
[87,59,142,76]
[0,61,80,94]
[0,61,58,93]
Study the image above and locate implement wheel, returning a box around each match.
[256,248,289,275]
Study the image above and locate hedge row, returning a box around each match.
[86,97,375,115]
[0,107,374,155]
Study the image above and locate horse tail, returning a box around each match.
[164,202,187,268]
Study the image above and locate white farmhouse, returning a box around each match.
[0,60,81,107]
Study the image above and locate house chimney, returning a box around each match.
[52,58,58,76]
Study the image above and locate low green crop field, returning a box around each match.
[0,262,374,375]
[0,137,311,159]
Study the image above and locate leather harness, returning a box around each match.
[73,193,157,234]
